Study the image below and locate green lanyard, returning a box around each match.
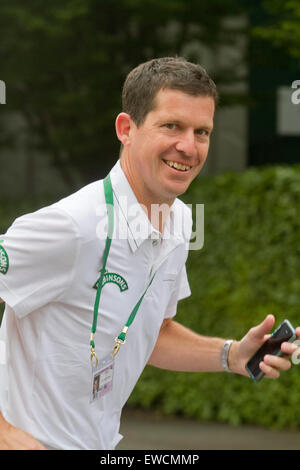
[90,174,156,366]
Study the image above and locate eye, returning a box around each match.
[196,129,210,136]
[164,123,176,130]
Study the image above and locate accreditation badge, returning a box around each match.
[90,353,114,403]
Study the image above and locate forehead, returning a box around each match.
[148,88,215,126]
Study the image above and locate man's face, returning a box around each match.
[122,88,215,204]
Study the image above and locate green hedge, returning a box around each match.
[1,165,300,429]
[128,164,300,430]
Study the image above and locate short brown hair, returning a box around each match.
[122,56,218,126]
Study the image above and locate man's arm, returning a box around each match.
[0,412,45,450]
[148,315,300,378]
[148,318,226,372]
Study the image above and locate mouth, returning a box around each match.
[162,159,192,172]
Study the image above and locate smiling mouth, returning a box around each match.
[163,159,192,172]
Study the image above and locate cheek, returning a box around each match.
[197,142,210,161]
[142,138,167,167]
[131,132,174,173]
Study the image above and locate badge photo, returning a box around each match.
[90,353,115,403]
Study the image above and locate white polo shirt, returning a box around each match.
[0,160,192,450]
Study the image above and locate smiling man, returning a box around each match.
[117,89,214,208]
[0,57,299,450]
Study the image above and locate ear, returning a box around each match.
[115,113,133,147]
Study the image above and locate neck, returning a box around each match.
[120,155,172,234]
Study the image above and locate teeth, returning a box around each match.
[165,160,191,171]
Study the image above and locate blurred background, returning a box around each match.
[0,0,300,449]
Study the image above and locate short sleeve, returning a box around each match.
[0,207,80,318]
[164,264,191,319]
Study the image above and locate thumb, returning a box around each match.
[250,314,275,341]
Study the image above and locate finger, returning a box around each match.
[281,341,299,356]
[263,334,271,342]
[259,361,280,379]
[250,315,275,341]
[263,354,291,371]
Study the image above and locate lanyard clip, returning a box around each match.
[112,336,126,357]
[90,347,98,367]
[112,327,128,357]
[90,333,98,367]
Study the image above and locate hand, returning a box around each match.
[0,414,45,450]
[229,315,300,379]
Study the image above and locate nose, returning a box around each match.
[175,129,198,159]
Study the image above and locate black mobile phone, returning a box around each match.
[245,319,297,382]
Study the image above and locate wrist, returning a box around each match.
[221,339,234,372]
[227,340,240,374]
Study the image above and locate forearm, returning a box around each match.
[0,411,45,450]
[148,320,231,373]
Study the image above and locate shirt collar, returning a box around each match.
[109,159,186,252]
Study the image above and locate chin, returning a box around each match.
[163,183,189,199]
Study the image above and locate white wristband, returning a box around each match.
[221,339,234,372]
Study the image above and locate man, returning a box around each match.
[0,57,299,450]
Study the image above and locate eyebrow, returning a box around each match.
[157,118,213,133]
[198,125,214,133]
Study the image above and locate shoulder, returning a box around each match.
[51,180,105,242]
[6,180,104,246]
